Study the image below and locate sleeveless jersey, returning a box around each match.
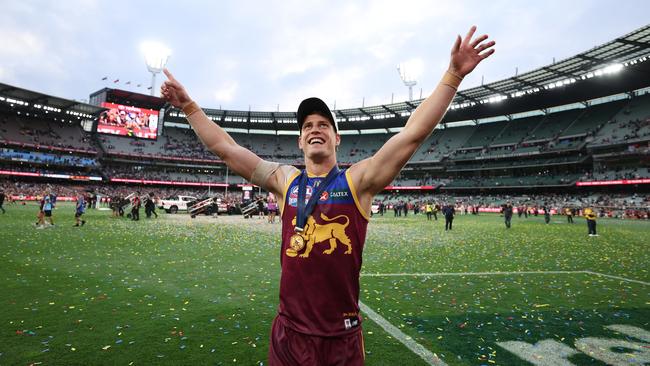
[279,168,369,336]
[77,196,86,213]
[43,196,53,211]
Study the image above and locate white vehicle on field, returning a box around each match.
[158,195,198,214]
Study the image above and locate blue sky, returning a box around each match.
[1,0,648,111]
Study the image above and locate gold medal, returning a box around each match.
[289,233,305,252]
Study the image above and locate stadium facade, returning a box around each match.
[0,25,649,214]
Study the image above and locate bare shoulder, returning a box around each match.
[347,159,370,188]
[347,158,374,205]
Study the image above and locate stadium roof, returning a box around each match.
[450,25,650,105]
[166,24,650,131]
[1,25,649,132]
[0,82,104,118]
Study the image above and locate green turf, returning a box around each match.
[0,203,648,365]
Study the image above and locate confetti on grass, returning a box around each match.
[1,205,648,365]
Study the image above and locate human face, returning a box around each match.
[298,114,340,160]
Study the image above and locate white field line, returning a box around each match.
[361,270,583,277]
[583,270,650,286]
[359,270,648,363]
[361,270,649,285]
[359,301,448,366]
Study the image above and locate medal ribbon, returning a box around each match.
[295,166,339,232]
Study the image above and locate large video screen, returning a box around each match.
[97,102,159,139]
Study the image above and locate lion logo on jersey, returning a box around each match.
[287,213,351,258]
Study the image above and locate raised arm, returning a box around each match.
[160,69,286,196]
[350,26,495,208]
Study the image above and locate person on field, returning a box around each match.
[565,207,574,223]
[74,191,86,227]
[268,196,278,223]
[0,187,6,214]
[145,192,158,218]
[503,201,513,228]
[584,206,598,236]
[161,26,494,366]
[543,205,551,224]
[425,202,433,220]
[36,191,55,228]
[443,202,455,231]
[131,193,141,221]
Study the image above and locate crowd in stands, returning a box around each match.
[0,180,240,204]
[0,148,98,167]
[103,164,247,184]
[1,151,646,190]
[3,94,649,169]
[1,92,650,206]
[0,162,100,177]
[98,128,218,161]
[2,179,647,219]
[0,114,96,153]
[588,93,650,146]
[590,117,650,145]
[441,173,582,188]
[582,167,650,181]
[447,155,586,172]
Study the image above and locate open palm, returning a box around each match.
[449,26,495,78]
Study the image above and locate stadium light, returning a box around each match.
[141,42,171,96]
[602,63,623,74]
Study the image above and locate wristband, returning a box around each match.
[441,70,463,91]
[182,101,201,117]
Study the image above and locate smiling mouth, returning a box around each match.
[308,137,325,145]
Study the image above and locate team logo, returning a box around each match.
[317,190,349,202]
[288,185,313,207]
[286,214,352,258]
[330,191,349,198]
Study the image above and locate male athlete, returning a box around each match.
[503,201,513,229]
[161,26,494,365]
[0,187,6,214]
[74,191,86,227]
[584,206,598,236]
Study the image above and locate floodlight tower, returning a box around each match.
[141,42,171,96]
[397,64,417,101]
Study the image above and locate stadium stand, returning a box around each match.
[525,108,583,142]
[588,92,650,146]
[0,114,97,154]
[1,25,649,208]
[2,90,647,193]
[0,148,98,168]
[459,120,508,148]
[490,115,544,146]
[412,125,475,162]
[559,100,626,138]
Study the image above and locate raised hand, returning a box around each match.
[449,26,495,78]
[160,68,192,109]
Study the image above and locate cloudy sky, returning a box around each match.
[1,0,648,112]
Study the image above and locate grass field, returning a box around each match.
[1,202,648,365]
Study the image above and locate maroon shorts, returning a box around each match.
[268,316,365,366]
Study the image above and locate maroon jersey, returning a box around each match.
[279,169,369,336]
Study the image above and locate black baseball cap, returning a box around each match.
[296,97,338,133]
